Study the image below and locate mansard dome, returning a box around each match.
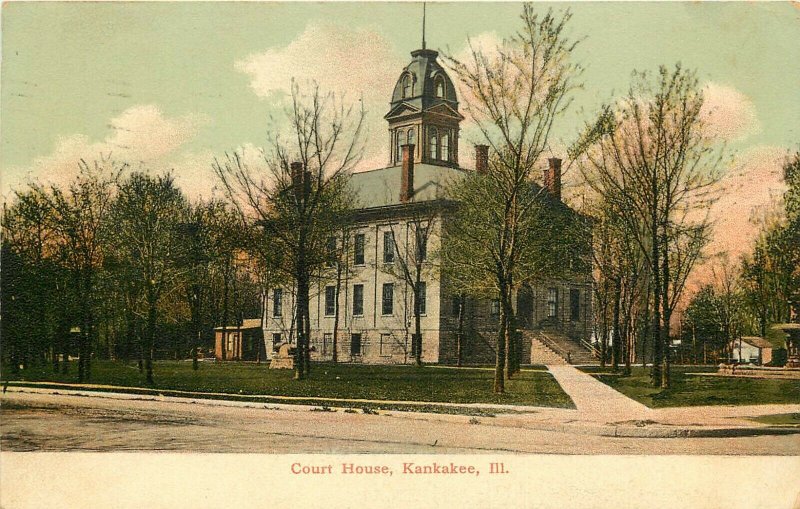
[388,49,458,111]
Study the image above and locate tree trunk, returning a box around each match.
[612,278,621,372]
[303,282,311,375]
[651,232,663,387]
[661,226,671,389]
[145,291,157,385]
[221,267,229,362]
[413,276,423,367]
[332,263,343,364]
[294,265,308,380]
[494,291,507,394]
[456,295,465,368]
[504,294,516,379]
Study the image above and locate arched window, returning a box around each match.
[407,128,415,147]
[441,132,450,161]
[402,74,413,98]
[435,77,445,98]
[396,129,405,162]
[429,127,438,160]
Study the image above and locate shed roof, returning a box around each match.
[736,336,775,349]
[214,318,262,331]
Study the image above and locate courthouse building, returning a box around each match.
[264,45,594,365]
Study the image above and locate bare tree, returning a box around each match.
[573,64,724,387]
[382,204,440,366]
[214,81,364,379]
[442,5,581,393]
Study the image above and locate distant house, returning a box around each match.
[729,336,775,365]
[214,318,266,361]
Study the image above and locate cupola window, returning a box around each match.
[441,132,450,162]
[429,127,438,160]
[435,77,445,98]
[402,74,413,98]
[407,128,416,147]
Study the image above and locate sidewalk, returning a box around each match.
[546,364,651,421]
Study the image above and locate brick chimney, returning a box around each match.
[475,145,489,174]
[544,158,562,200]
[401,144,415,202]
[290,161,303,200]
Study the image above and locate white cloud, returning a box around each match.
[236,23,407,171]
[4,105,208,198]
[701,82,761,141]
[236,23,402,103]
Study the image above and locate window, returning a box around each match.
[324,286,336,316]
[383,231,395,263]
[452,296,463,317]
[382,283,394,315]
[415,224,428,262]
[407,128,415,147]
[415,282,427,315]
[380,333,392,356]
[272,333,282,348]
[352,284,364,316]
[272,288,283,317]
[402,74,413,98]
[353,233,365,265]
[570,289,580,321]
[326,236,337,267]
[350,333,362,356]
[396,129,404,162]
[322,333,332,355]
[441,132,450,162]
[490,300,500,317]
[435,77,444,98]
[548,288,558,319]
[429,128,438,160]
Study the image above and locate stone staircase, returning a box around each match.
[524,329,599,366]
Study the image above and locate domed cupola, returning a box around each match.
[385,48,464,168]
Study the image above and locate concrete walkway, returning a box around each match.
[546,365,651,420]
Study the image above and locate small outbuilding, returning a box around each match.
[214,318,266,361]
[729,336,774,365]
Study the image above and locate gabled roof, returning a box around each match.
[735,336,776,349]
[384,102,422,120]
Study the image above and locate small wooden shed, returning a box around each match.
[730,336,774,365]
[214,318,265,361]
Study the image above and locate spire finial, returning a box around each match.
[422,2,427,50]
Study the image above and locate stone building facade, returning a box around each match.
[263,46,593,365]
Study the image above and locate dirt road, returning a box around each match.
[2,391,798,455]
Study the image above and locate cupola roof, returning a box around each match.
[386,49,459,118]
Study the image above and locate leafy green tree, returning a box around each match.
[33,159,123,381]
[112,172,188,384]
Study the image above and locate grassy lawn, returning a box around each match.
[749,413,800,427]
[580,366,800,408]
[2,361,574,411]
